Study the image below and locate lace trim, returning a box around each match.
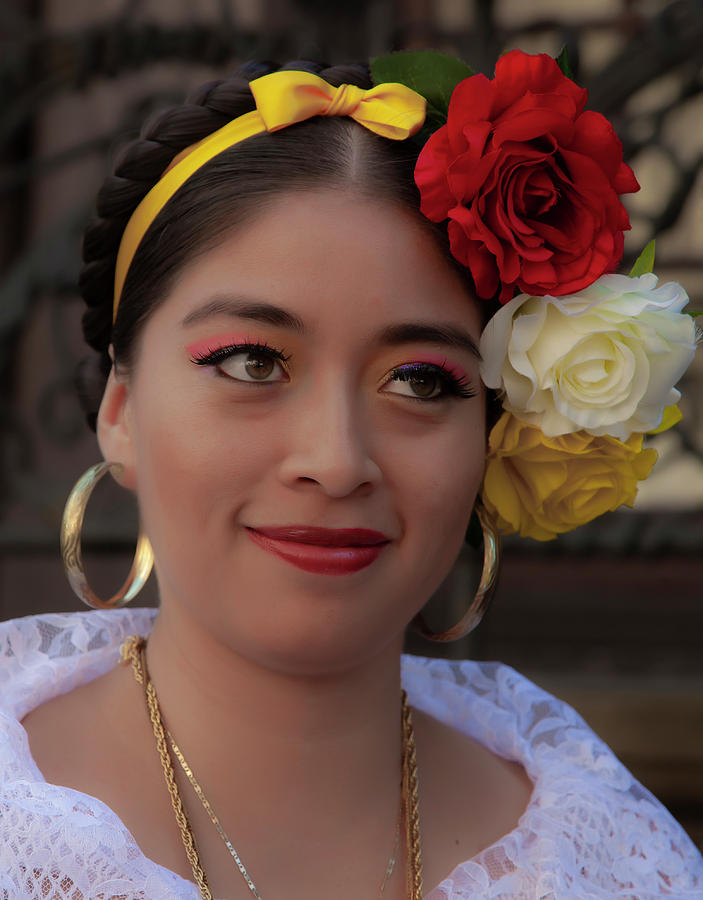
[0,610,700,899]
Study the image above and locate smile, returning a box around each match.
[245,526,390,575]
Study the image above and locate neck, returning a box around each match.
[144,599,406,834]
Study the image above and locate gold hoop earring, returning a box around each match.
[61,461,153,609]
[414,502,500,642]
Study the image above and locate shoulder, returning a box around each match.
[403,655,703,898]
[401,654,587,762]
[0,609,191,898]
[0,608,157,720]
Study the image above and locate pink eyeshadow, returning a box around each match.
[186,333,257,357]
[400,353,470,382]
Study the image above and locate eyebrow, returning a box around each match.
[181,295,306,333]
[181,295,481,361]
[378,322,482,361]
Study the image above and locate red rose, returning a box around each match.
[415,50,639,303]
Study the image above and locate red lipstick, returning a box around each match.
[246,526,390,575]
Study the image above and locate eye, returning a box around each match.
[219,348,286,383]
[189,343,290,383]
[382,363,476,401]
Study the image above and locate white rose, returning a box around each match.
[479,273,697,440]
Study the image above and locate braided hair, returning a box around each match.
[78,59,478,430]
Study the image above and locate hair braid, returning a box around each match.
[78,62,285,427]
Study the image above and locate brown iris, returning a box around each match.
[406,372,439,398]
[245,353,275,380]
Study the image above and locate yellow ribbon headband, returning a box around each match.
[112,70,427,319]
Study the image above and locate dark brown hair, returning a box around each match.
[78,59,486,429]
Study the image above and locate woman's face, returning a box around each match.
[100,189,486,674]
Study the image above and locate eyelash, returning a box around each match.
[386,363,477,401]
[189,343,476,401]
[190,342,291,372]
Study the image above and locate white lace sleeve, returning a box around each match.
[403,655,703,899]
[0,610,195,900]
[0,612,701,899]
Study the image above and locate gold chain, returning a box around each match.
[401,693,423,900]
[120,636,213,899]
[167,734,265,898]
[168,731,402,899]
[121,636,423,899]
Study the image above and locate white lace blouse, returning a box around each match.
[0,610,701,899]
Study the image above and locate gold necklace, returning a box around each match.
[168,731,402,899]
[121,636,424,899]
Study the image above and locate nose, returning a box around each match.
[278,381,382,498]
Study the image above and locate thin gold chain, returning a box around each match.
[120,636,213,899]
[377,809,402,897]
[121,636,423,900]
[167,734,264,898]
[169,731,402,899]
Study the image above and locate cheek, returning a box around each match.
[384,429,484,623]
[426,454,483,549]
[391,416,486,553]
[129,392,276,558]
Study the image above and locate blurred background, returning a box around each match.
[1,0,702,845]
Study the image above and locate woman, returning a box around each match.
[2,53,701,898]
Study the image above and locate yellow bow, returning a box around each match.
[113,71,426,318]
[251,70,426,140]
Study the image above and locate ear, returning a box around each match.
[97,365,137,491]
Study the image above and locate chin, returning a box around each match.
[208,592,412,679]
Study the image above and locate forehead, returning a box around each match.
[157,188,482,337]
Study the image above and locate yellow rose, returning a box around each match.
[481,412,658,541]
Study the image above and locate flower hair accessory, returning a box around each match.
[415,52,639,304]
[111,50,698,542]
[371,49,699,540]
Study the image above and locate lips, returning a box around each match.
[246,526,390,575]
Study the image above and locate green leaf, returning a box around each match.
[555,46,575,81]
[628,239,656,277]
[690,310,703,318]
[370,50,474,123]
